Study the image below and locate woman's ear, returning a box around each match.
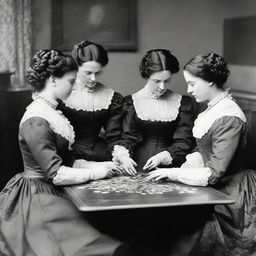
[50,76,56,86]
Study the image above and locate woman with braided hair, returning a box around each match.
[0,49,135,256]
[147,52,256,255]
[57,41,133,173]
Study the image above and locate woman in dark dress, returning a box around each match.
[113,49,196,173]
[0,49,134,256]
[98,49,197,255]
[147,52,256,255]
[58,41,126,167]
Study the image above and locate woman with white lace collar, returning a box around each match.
[147,52,256,255]
[114,49,196,173]
[57,41,125,166]
[0,49,134,256]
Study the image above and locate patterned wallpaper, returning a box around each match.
[0,0,32,88]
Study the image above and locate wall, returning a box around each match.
[0,89,32,189]
[33,0,256,96]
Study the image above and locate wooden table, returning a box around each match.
[64,174,235,211]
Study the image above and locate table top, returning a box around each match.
[64,174,235,211]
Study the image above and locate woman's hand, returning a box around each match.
[143,151,172,171]
[146,168,180,181]
[118,155,137,176]
[101,161,123,176]
[90,165,116,180]
[147,167,210,186]
[143,155,161,171]
[146,168,172,181]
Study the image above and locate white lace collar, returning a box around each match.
[132,88,182,122]
[207,90,230,108]
[193,93,246,139]
[20,97,75,149]
[32,92,58,109]
[64,82,114,111]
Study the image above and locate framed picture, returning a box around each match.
[52,0,137,52]
[224,16,256,66]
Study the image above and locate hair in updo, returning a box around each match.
[26,49,78,92]
[139,49,179,79]
[72,40,109,67]
[183,52,230,88]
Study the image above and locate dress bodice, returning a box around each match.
[122,91,196,167]
[57,83,124,161]
[18,97,75,179]
[134,115,178,145]
[192,93,247,184]
[196,116,247,184]
[19,118,72,179]
[57,103,109,145]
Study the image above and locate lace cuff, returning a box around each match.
[168,167,212,186]
[158,151,173,165]
[181,152,204,168]
[53,166,92,185]
[112,145,130,164]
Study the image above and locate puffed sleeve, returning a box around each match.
[20,117,63,180]
[167,96,196,166]
[103,92,125,151]
[205,116,246,185]
[120,95,143,156]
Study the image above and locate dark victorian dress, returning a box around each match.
[182,92,256,256]
[58,82,124,162]
[0,97,121,256]
[121,87,196,171]
[99,88,197,255]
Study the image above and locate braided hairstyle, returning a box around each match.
[139,49,179,79]
[183,52,230,88]
[72,40,108,67]
[26,49,78,92]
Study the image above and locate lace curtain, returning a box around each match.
[0,0,32,88]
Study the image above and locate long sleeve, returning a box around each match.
[166,96,196,166]
[120,95,143,156]
[103,92,125,151]
[205,116,246,185]
[20,117,109,185]
[20,117,63,180]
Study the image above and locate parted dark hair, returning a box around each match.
[26,49,78,92]
[183,52,230,88]
[72,40,109,67]
[139,49,179,78]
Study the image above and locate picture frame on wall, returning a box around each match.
[52,0,137,52]
[224,15,256,66]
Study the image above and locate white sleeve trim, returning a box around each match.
[112,145,130,164]
[53,165,92,185]
[169,167,212,187]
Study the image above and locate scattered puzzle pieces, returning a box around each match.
[78,174,198,195]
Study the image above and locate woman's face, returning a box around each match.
[147,70,172,97]
[54,71,77,100]
[183,70,212,102]
[77,61,103,89]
